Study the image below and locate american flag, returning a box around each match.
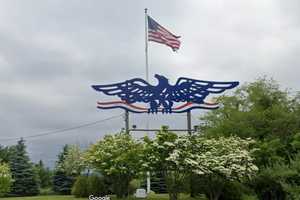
[147,15,181,51]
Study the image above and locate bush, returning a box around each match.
[242,194,259,200]
[72,176,89,198]
[189,174,249,200]
[0,163,13,197]
[252,171,286,200]
[219,181,245,200]
[39,187,55,196]
[72,175,109,198]
[128,179,141,195]
[87,175,108,196]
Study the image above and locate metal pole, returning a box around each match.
[125,110,129,133]
[144,8,150,135]
[187,110,192,135]
[145,8,151,194]
[145,8,149,82]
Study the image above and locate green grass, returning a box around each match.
[0,196,85,200]
[0,194,207,200]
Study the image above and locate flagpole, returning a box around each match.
[145,8,149,82]
[144,8,151,195]
[144,8,150,137]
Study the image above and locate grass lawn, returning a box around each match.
[0,194,207,200]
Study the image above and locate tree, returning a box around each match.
[57,145,84,177]
[0,145,11,163]
[198,77,300,198]
[0,163,13,197]
[142,127,187,200]
[85,132,143,198]
[142,127,258,200]
[52,145,75,195]
[9,138,39,196]
[52,170,74,195]
[200,78,300,154]
[191,136,257,200]
[251,153,300,200]
[34,160,52,189]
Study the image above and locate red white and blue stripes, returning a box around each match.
[147,15,181,51]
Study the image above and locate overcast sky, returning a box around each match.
[0,0,299,167]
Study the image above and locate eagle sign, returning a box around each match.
[92,74,239,114]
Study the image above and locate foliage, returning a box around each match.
[53,145,75,195]
[192,136,258,179]
[85,132,143,198]
[0,145,11,163]
[71,176,88,198]
[56,145,84,177]
[39,187,55,196]
[142,127,257,200]
[52,171,74,195]
[219,181,246,200]
[251,153,300,200]
[87,175,109,197]
[200,78,300,164]
[199,78,300,198]
[251,166,286,200]
[72,175,109,198]
[0,163,13,197]
[191,174,249,200]
[201,77,300,139]
[9,139,40,196]
[142,127,187,200]
[146,172,167,194]
[34,160,53,189]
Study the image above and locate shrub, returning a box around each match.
[251,170,286,200]
[219,181,245,200]
[0,163,13,197]
[39,187,55,195]
[128,179,141,195]
[87,175,108,196]
[72,176,89,198]
[72,175,109,198]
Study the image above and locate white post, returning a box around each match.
[145,8,151,194]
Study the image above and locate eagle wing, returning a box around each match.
[170,77,239,104]
[92,78,154,104]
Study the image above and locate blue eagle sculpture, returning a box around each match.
[92,74,239,113]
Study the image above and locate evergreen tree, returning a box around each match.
[9,138,39,196]
[52,145,74,194]
[52,170,74,195]
[34,160,52,189]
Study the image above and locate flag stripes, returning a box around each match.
[147,15,181,51]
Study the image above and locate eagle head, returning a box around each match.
[154,74,169,84]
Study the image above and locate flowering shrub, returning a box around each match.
[0,163,13,197]
[85,132,143,198]
[143,128,258,200]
